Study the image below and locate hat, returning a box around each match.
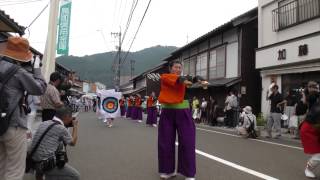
[1,37,33,62]
[243,106,252,114]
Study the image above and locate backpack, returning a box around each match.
[246,115,258,139]
[0,65,20,136]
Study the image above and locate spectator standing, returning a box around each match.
[200,98,208,124]
[283,90,298,128]
[266,84,284,138]
[0,37,46,180]
[208,96,218,126]
[225,90,238,128]
[192,96,199,118]
[41,72,64,121]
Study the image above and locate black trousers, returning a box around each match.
[42,109,56,122]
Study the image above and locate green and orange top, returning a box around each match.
[158,73,190,109]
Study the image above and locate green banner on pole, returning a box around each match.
[57,0,72,55]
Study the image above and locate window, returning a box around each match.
[183,58,196,76]
[183,60,190,75]
[209,46,226,79]
[196,53,208,78]
[189,57,196,76]
[273,0,320,31]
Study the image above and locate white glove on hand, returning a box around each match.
[33,56,41,68]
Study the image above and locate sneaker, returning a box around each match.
[108,124,113,128]
[185,178,195,180]
[152,124,157,127]
[160,173,176,179]
[103,119,107,123]
[305,167,316,178]
[138,120,143,123]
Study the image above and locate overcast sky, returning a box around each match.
[1,0,257,57]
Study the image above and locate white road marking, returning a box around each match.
[175,142,279,180]
[196,127,303,150]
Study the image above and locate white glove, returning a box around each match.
[33,56,41,68]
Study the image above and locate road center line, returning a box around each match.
[175,142,279,180]
[196,127,303,150]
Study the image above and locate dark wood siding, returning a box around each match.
[240,19,261,114]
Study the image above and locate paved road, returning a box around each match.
[25,112,317,180]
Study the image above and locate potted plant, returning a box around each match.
[255,113,266,137]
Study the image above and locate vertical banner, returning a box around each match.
[99,89,122,118]
[57,0,72,55]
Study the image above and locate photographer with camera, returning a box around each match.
[0,36,47,180]
[29,106,80,180]
[40,72,64,121]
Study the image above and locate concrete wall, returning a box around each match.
[256,34,320,68]
[258,0,320,47]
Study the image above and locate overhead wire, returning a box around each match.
[25,0,49,30]
[0,0,43,6]
[111,0,137,72]
[120,0,152,66]
[121,0,139,46]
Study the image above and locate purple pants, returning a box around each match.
[131,107,138,120]
[158,108,196,177]
[146,107,157,125]
[136,107,143,120]
[120,106,126,116]
[126,107,132,118]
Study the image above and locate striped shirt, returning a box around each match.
[40,83,61,110]
[30,118,72,161]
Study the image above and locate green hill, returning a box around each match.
[56,45,177,87]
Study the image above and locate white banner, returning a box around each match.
[98,89,121,118]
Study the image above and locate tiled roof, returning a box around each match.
[171,7,258,56]
[0,9,25,35]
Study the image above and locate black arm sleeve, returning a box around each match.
[178,75,193,83]
[192,75,206,83]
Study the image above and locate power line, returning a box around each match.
[26,0,49,29]
[0,0,43,6]
[121,0,139,46]
[120,0,152,65]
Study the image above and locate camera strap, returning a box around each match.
[28,122,59,159]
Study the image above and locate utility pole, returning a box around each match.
[111,31,121,91]
[130,59,135,79]
[42,0,60,81]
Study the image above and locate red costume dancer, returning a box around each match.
[134,94,143,122]
[301,105,320,178]
[158,61,207,180]
[126,96,133,118]
[146,92,157,127]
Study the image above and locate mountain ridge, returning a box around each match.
[56,45,177,87]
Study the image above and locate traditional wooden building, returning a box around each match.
[165,8,260,113]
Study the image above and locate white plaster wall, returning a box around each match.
[256,34,320,68]
[259,0,320,47]
[260,74,282,116]
[226,42,239,78]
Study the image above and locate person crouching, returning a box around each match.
[236,106,257,138]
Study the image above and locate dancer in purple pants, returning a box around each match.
[157,61,208,180]
[146,92,157,127]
